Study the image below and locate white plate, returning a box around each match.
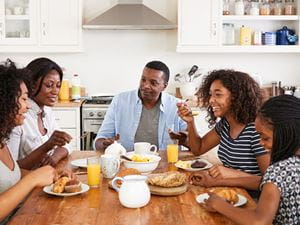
[43,183,90,197]
[71,158,88,168]
[196,193,247,207]
[175,159,213,172]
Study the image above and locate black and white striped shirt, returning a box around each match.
[215,118,267,175]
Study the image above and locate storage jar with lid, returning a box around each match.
[284,0,296,15]
[273,0,283,15]
[250,0,260,15]
[223,0,231,15]
[235,0,245,15]
[260,0,271,15]
[223,23,235,45]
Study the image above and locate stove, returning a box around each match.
[81,95,113,150]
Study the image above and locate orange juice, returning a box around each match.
[167,144,179,163]
[58,79,69,100]
[87,164,100,187]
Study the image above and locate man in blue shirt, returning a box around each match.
[94,61,187,152]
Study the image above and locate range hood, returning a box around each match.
[83,0,177,30]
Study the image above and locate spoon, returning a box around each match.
[120,155,132,161]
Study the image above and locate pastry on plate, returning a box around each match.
[210,187,238,204]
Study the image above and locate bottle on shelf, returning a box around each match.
[223,0,231,15]
[273,0,283,15]
[235,0,245,15]
[240,25,252,45]
[260,0,271,15]
[253,30,262,45]
[71,74,81,100]
[250,0,260,15]
[284,0,296,15]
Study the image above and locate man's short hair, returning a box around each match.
[145,61,169,83]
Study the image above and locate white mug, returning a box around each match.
[100,154,120,179]
[13,6,24,15]
[134,142,157,155]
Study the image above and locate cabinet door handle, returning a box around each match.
[42,22,46,35]
[212,22,217,36]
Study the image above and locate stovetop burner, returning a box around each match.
[83,95,114,105]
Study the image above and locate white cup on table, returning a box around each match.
[134,142,158,155]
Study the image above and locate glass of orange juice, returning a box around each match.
[87,157,101,187]
[167,144,179,163]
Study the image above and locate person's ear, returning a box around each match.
[164,82,168,89]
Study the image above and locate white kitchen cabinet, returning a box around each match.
[0,0,82,52]
[177,0,220,47]
[52,107,81,152]
[177,0,300,53]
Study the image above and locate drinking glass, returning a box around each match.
[87,157,101,187]
[167,144,179,163]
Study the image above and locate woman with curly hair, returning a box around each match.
[8,57,72,170]
[203,95,300,225]
[172,69,270,190]
[0,60,55,224]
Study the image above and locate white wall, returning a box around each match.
[1,0,300,96]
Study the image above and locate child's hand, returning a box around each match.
[176,102,193,123]
[189,171,216,187]
[203,192,226,212]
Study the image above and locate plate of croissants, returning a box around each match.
[43,173,89,197]
[196,188,247,207]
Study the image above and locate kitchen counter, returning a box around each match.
[54,99,84,107]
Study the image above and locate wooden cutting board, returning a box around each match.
[148,183,188,196]
[108,181,188,196]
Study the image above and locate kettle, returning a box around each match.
[276,26,298,45]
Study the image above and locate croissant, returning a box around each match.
[52,176,70,193]
[211,188,238,204]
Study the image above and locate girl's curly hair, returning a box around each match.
[197,69,262,127]
[0,59,32,148]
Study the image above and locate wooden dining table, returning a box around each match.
[9,151,257,225]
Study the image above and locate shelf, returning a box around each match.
[222,15,299,21]
[177,45,300,53]
[5,15,30,20]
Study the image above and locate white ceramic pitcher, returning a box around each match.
[111,175,150,208]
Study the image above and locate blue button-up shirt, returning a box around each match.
[94,90,187,151]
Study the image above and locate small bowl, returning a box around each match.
[122,152,161,174]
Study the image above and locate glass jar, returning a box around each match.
[250,0,260,15]
[284,0,296,15]
[235,0,245,15]
[222,23,235,45]
[260,0,271,15]
[273,0,283,15]
[223,0,231,15]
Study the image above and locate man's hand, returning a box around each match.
[168,129,188,146]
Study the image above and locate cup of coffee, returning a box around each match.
[100,154,120,178]
[134,142,158,155]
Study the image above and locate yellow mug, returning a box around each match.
[167,144,179,163]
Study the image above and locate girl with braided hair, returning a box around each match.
[203,95,300,225]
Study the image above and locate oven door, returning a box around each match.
[81,119,103,150]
